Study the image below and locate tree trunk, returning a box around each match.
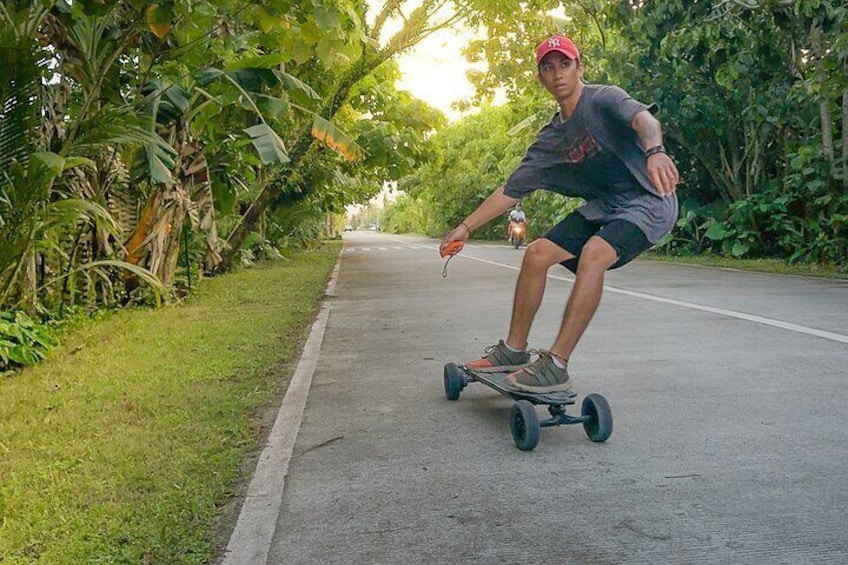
[843,62,847,188]
[157,205,185,285]
[810,20,834,161]
[180,140,222,273]
[125,130,219,287]
[25,250,37,314]
[722,113,744,201]
[214,162,292,274]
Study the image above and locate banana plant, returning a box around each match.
[0,149,165,309]
[124,54,362,284]
[1,19,167,312]
[196,55,362,165]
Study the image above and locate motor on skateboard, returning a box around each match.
[443,362,613,451]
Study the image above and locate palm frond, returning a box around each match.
[82,260,166,306]
[0,32,45,172]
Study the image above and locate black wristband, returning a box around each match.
[644,145,667,158]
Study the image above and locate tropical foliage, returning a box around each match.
[0,0,450,371]
[608,0,847,262]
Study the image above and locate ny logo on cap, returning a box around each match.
[548,38,561,47]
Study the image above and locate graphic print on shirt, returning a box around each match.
[558,127,601,164]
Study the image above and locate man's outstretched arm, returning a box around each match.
[631,110,680,196]
[440,186,518,252]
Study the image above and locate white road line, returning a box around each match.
[421,243,848,345]
[600,285,848,344]
[344,246,428,253]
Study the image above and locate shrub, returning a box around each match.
[0,310,57,373]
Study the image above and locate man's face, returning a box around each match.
[537,52,583,100]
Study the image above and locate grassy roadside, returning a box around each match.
[0,242,340,564]
[644,252,848,280]
[481,235,847,280]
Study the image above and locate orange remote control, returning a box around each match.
[440,241,464,258]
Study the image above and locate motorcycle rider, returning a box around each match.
[509,203,526,224]
[508,203,526,245]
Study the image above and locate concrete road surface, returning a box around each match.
[222,231,848,565]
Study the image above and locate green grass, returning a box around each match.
[0,243,340,564]
[644,252,848,279]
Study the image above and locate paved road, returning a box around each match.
[226,231,848,565]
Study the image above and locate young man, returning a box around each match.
[439,34,679,393]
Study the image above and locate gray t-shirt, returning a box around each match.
[503,85,678,243]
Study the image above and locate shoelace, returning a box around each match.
[514,350,565,378]
[518,349,544,375]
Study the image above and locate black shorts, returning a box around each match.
[544,212,651,274]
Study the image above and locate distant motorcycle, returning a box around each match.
[508,220,525,249]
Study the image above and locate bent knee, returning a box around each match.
[579,237,619,270]
[523,238,573,268]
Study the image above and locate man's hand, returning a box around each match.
[646,152,679,196]
[440,222,471,256]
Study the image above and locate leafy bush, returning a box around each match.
[0,310,56,372]
[662,163,847,267]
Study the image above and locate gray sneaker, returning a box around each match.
[505,350,573,393]
[465,340,531,373]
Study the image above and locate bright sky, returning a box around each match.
[394,25,484,121]
[370,0,489,121]
[384,6,568,121]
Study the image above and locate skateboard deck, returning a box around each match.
[466,368,578,406]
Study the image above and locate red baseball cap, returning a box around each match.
[535,35,580,65]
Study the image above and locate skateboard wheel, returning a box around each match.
[443,363,465,401]
[510,400,540,451]
[581,393,613,442]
